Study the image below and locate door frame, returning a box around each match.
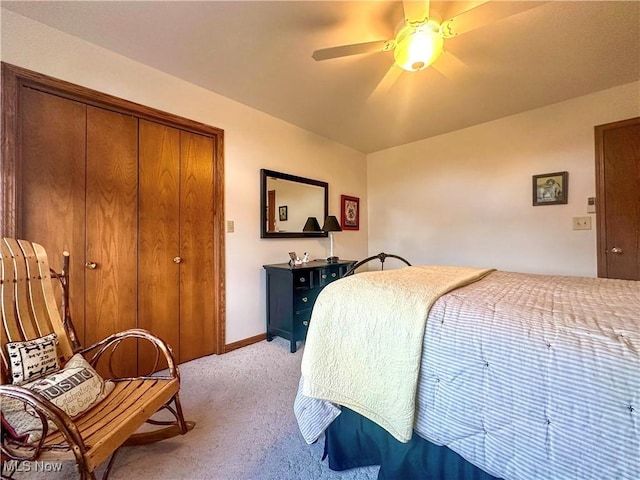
[594,116,640,278]
[1,62,226,354]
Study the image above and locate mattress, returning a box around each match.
[295,270,640,480]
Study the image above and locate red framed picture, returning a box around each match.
[341,195,360,230]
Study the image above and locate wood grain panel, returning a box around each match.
[600,120,640,279]
[138,120,180,373]
[20,88,87,344]
[86,106,138,377]
[179,131,216,362]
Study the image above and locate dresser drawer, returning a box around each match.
[294,289,319,312]
[318,268,341,286]
[294,309,312,336]
[293,270,315,290]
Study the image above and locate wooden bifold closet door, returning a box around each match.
[85,106,139,377]
[21,88,139,376]
[138,120,215,373]
[20,88,87,346]
[18,86,217,376]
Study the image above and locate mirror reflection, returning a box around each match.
[260,169,328,238]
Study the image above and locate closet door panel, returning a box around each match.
[20,88,87,344]
[138,120,180,373]
[179,131,215,363]
[86,106,138,378]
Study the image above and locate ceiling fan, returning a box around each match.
[312,1,544,90]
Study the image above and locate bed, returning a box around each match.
[294,266,639,480]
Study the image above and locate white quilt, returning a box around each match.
[301,265,494,442]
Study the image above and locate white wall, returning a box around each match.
[1,9,369,345]
[367,81,640,277]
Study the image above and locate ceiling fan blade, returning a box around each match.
[440,1,546,38]
[312,40,389,61]
[402,0,430,22]
[431,50,468,80]
[368,64,404,101]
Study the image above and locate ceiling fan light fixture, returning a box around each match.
[393,21,444,72]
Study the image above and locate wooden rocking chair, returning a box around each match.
[0,238,194,479]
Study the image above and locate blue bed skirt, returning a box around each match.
[324,407,501,480]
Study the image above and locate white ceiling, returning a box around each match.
[3,1,639,153]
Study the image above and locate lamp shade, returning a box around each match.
[322,215,342,232]
[302,217,321,232]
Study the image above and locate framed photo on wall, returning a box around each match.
[279,206,288,221]
[532,171,568,206]
[341,195,360,230]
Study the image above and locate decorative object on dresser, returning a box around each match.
[322,216,343,264]
[340,195,360,230]
[263,259,355,353]
[288,252,303,267]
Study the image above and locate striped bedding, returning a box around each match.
[295,270,640,480]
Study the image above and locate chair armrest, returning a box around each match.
[0,385,87,462]
[79,329,180,380]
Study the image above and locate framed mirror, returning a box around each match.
[260,169,328,238]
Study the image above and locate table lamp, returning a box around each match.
[322,215,342,263]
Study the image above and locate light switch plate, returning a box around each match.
[572,216,591,230]
[227,220,235,233]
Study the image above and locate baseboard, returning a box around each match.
[224,333,267,353]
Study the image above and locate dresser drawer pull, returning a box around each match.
[331,272,337,278]
[299,277,306,283]
[322,274,327,279]
[303,320,309,326]
[302,296,308,303]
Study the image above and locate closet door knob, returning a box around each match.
[610,247,623,254]
[173,256,183,264]
[85,261,97,270]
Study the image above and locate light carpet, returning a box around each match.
[7,337,378,480]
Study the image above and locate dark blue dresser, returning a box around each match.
[263,259,354,352]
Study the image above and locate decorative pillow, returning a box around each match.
[28,353,115,418]
[6,333,59,385]
[1,354,115,443]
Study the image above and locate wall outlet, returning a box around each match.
[227,220,235,233]
[572,216,591,230]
